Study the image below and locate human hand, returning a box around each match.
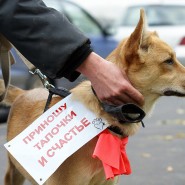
[77,52,144,106]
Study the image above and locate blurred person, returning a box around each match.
[0,0,144,106]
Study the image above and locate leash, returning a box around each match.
[0,34,56,101]
[0,34,70,113]
[0,34,37,102]
[43,86,70,112]
[42,85,146,136]
[0,34,16,101]
[0,34,146,132]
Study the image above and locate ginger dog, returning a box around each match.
[1,9,185,185]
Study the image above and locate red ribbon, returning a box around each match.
[92,129,131,179]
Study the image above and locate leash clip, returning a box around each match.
[29,68,55,90]
[29,68,71,112]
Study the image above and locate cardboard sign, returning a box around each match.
[4,94,108,185]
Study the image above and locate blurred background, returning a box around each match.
[1,0,185,91]
[0,0,185,184]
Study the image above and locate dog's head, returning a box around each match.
[108,9,185,112]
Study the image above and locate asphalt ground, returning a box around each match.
[0,96,185,185]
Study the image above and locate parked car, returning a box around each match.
[176,44,185,65]
[68,0,126,28]
[113,0,185,65]
[43,0,118,58]
[70,0,185,65]
[0,0,118,123]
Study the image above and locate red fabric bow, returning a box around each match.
[92,129,131,179]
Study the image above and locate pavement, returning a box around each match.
[0,96,185,185]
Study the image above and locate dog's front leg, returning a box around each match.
[103,178,119,185]
[88,168,119,185]
[4,157,25,185]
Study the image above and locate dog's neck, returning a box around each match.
[106,46,161,115]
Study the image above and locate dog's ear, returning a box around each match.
[125,9,148,61]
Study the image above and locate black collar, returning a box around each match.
[108,125,127,137]
[44,87,145,137]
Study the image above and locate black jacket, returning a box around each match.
[0,0,92,81]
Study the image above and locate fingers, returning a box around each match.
[93,82,144,106]
[124,84,144,106]
[102,91,144,106]
[101,92,134,105]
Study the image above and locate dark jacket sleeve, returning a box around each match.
[0,0,92,81]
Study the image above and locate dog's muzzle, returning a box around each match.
[101,102,146,124]
[91,86,146,125]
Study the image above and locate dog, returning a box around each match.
[1,9,185,185]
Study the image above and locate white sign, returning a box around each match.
[4,94,108,185]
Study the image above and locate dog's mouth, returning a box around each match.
[163,90,185,97]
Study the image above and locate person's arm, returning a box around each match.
[0,0,144,105]
[0,0,90,81]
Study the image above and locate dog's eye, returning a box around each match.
[164,59,174,65]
